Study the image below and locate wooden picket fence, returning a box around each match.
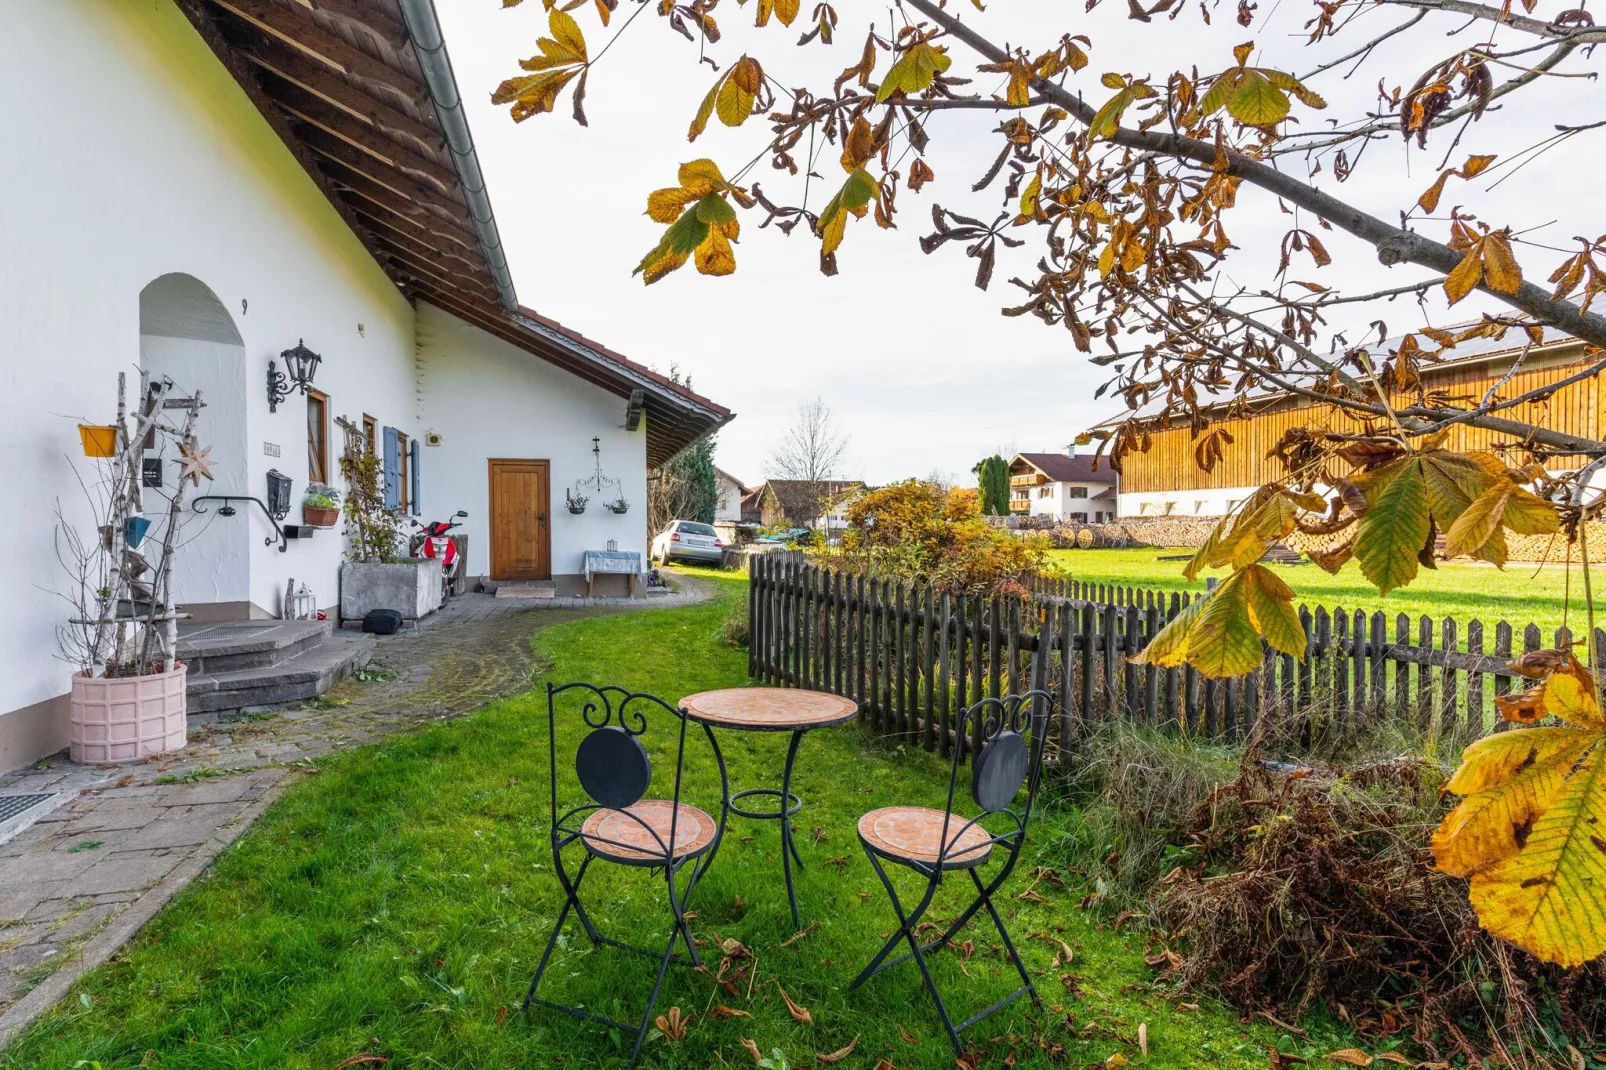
[746,555,1602,770]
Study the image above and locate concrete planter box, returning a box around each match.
[70,662,188,765]
[340,559,442,623]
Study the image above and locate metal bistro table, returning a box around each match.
[680,687,858,928]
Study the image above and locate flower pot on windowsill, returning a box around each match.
[304,506,340,528]
[70,662,188,765]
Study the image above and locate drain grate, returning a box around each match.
[0,793,54,824]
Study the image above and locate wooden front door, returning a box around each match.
[488,460,551,580]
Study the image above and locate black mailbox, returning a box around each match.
[266,469,293,521]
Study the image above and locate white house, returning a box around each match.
[1007,452,1118,522]
[0,0,731,772]
[714,468,749,523]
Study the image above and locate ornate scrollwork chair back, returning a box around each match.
[850,689,1054,1055]
[524,681,721,1063]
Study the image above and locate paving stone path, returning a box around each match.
[0,580,709,1047]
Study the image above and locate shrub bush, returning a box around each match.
[720,598,749,647]
[827,479,1052,594]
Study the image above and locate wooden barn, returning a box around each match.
[1097,328,1600,518]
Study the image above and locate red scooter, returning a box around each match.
[411,510,468,601]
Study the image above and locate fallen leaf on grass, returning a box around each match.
[898,1024,918,1044]
[1267,1049,1308,1068]
[871,1060,903,1070]
[1176,1002,1200,1012]
[331,1057,390,1069]
[495,1004,508,1025]
[721,937,752,959]
[780,920,819,947]
[816,1036,859,1064]
[655,1007,688,1042]
[1139,1023,1148,1057]
[710,1005,752,1019]
[1016,888,1054,904]
[741,1037,763,1064]
[777,981,812,1024]
[1324,1051,1374,1066]
[1106,1054,1128,1068]
[1372,1056,1411,1066]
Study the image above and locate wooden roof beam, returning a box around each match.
[298,127,473,227]
[358,211,483,274]
[261,74,459,193]
[223,22,442,152]
[208,0,423,104]
[317,162,481,252]
[300,0,409,52]
[373,238,499,302]
[175,0,405,300]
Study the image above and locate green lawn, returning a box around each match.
[5,569,1365,1069]
[1049,548,1593,639]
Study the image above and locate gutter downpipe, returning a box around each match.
[395,0,518,313]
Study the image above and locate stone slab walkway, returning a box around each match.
[0,579,708,1048]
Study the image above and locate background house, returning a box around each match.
[749,480,866,532]
[1007,451,1118,523]
[1097,327,1581,519]
[1,0,730,772]
[714,467,748,523]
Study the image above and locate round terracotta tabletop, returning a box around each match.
[680,687,858,732]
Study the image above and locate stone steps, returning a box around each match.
[186,634,372,715]
[179,622,372,716]
[176,619,332,675]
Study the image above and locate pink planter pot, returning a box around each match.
[70,663,188,765]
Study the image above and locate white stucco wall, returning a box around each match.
[1018,481,1119,520]
[1,0,419,753]
[1119,486,1258,519]
[139,333,252,605]
[415,303,649,578]
[714,474,745,522]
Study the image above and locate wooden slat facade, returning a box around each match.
[1116,341,1600,494]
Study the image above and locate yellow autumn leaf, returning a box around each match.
[875,41,953,104]
[1323,1052,1374,1067]
[1444,478,1559,559]
[1131,564,1303,678]
[1445,244,1484,305]
[1435,656,1606,967]
[1482,231,1523,294]
[547,8,587,60]
[756,0,800,27]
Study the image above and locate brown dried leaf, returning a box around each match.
[777,981,812,1024]
[709,1005,752,1019]
[816,1036,859,1065]
[741,1037,763,1064]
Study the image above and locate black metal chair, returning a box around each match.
[849,690,1052,1055]
[522,682,725,1062]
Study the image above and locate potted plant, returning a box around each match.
[336,418,441,623]
[303,482,341,527]
[566,489,588,514]
[606,497,629,514]
[57,372,206,765]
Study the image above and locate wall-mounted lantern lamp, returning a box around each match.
[267,339,322,413]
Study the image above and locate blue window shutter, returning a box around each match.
[382,426,400,510]
[410,438,421,516]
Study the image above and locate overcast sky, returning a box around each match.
[434,0,1599,488]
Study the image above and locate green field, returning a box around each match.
[7,569,1374,1069]
[1048,548,1593,639]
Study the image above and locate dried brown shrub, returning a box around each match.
[1152,758,1606,1064]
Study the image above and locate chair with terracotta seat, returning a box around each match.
[850,689,1053,1055]
[522,682,724,1062]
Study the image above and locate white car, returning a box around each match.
[651,520,726,565]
